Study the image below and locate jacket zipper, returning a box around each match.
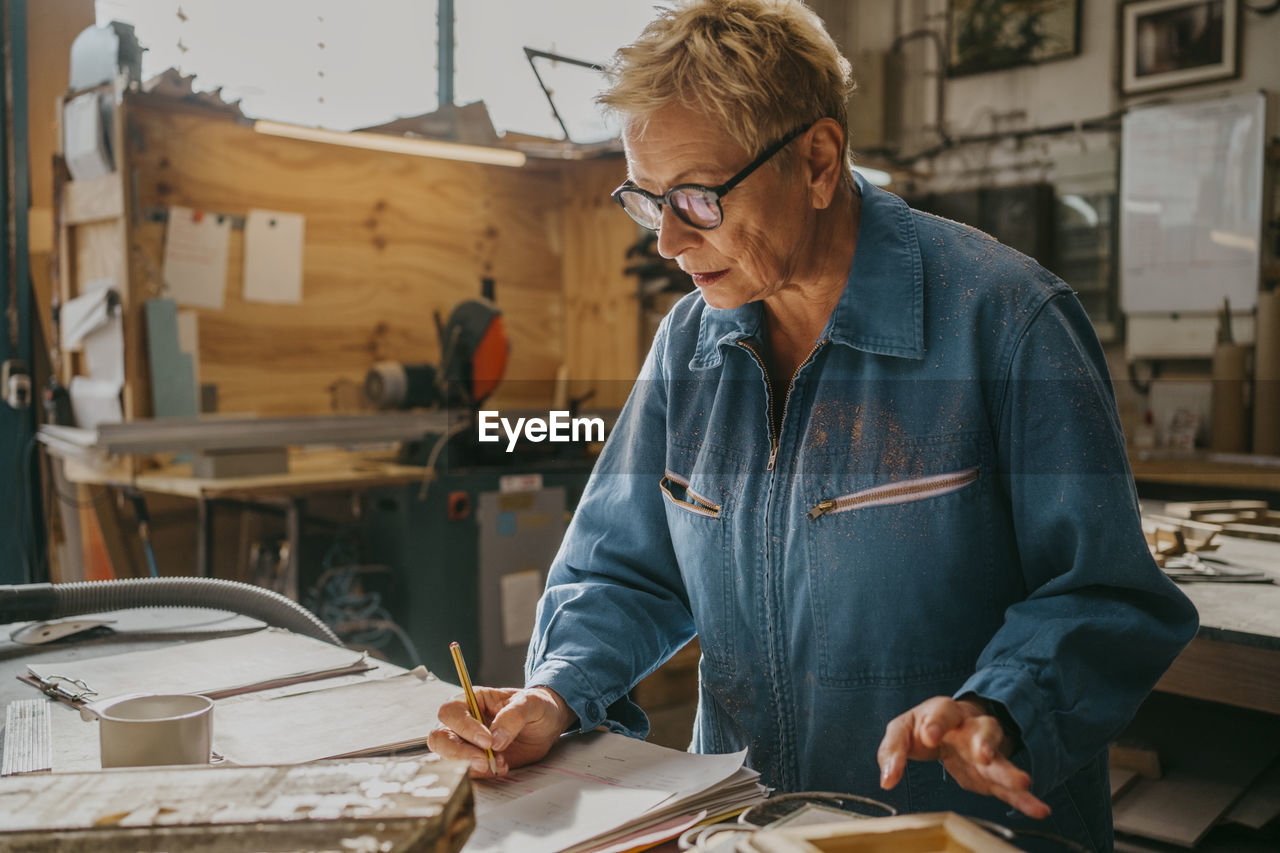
[737,339,827,471]
[659,473,722,518]
[807,467,980,519]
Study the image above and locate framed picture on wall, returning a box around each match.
[1120,0,1240,96]
[947,0,1082,76]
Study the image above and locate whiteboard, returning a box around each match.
[1120,91,1266,314]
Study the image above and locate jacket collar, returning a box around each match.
[690,172,925,369]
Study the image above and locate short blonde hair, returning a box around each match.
[599,0,854,173]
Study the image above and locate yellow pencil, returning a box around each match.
[449,641,497,775]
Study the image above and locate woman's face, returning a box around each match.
[623,104,824,311]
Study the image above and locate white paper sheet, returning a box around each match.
[500,570,542,647]
[214,667,460,765]
[60,282,114,349]
[69,376,122,430]
[63,92,112,180]
[82,313,125,389]
[243,209,306,304]
[163,206,231,310]
[26,628,369,703]
[466,732,750,853]
[466,780,670,853]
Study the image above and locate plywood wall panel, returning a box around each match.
[125,99,566,416]
[559,157,639,408]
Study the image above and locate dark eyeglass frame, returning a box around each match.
[610,123,812,232]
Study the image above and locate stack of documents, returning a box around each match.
[21,629,370,705]
[465,731,766,853]
[214,667,459,765]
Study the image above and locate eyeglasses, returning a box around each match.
[610,123,811,232]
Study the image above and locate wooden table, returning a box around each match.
[1146,513,1280,716]
[0,610,472,851]
[55,448,429,597]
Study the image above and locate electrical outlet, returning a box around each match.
[2,360,32,410]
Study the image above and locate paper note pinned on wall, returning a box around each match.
[69,376,122,430]
[500,569,543,647]
[62,279,125,393]
[60,280,114,349]
[83,311,125,390]
[243,209,306,305]
[63,92,112,180]
[163,206,231,310]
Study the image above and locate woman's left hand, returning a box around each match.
[876,695,1051,819]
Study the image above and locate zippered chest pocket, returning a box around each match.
[658,465,739,675]
[803,455,994,688]
[808,467,978,519]
[660,472,722,518]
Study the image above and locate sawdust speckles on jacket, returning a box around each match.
[525,175,1197,852]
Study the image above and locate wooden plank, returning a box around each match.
[1129,450,1280,493]
[1223,759,1280,829]
[1110,766,1140,801]
[1112,693,1280,848]
[560,157,640,409]
[0,756,473,853]
[749,812,1022,852]
[1157,637,1280,716]
[63,174,124,224]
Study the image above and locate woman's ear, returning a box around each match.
[805,117,846,210]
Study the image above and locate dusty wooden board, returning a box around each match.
[1157,638,1280,716]
[0,755,473,853]
[1112,694,1280,847]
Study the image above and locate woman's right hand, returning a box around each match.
[428,685,575,777]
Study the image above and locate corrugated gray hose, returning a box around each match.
[0,578,342,646]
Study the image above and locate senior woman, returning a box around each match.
[430,1,1196,848]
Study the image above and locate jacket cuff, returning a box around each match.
[526,658,650,739]
[955,664,1057,793]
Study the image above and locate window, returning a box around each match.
[96,0,659,141]
[96,0,437,131]
[455,0,656,141]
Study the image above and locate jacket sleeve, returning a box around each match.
[955,290,1198,794]
[524,319,696,737]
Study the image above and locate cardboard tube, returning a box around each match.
[1211,342,1250,452]
[1254,289,1280,456]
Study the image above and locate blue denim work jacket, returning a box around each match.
[526,175,1197,851]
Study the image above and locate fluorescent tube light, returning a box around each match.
[253,120,528,168]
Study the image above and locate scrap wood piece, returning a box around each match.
[1164,500,1270,521]
[1223,759,1280,830]
[1141,514,1222,556]
[1111,740,1162,780]
[1112,696,1280,848]
[1111,767,1141,802]
[745,811,1022,853]
[1222,521,1280,543]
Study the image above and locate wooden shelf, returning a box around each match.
[1129,449,1280,492]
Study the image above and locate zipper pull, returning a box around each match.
[808,500,836,520]
[767,444,778,471]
